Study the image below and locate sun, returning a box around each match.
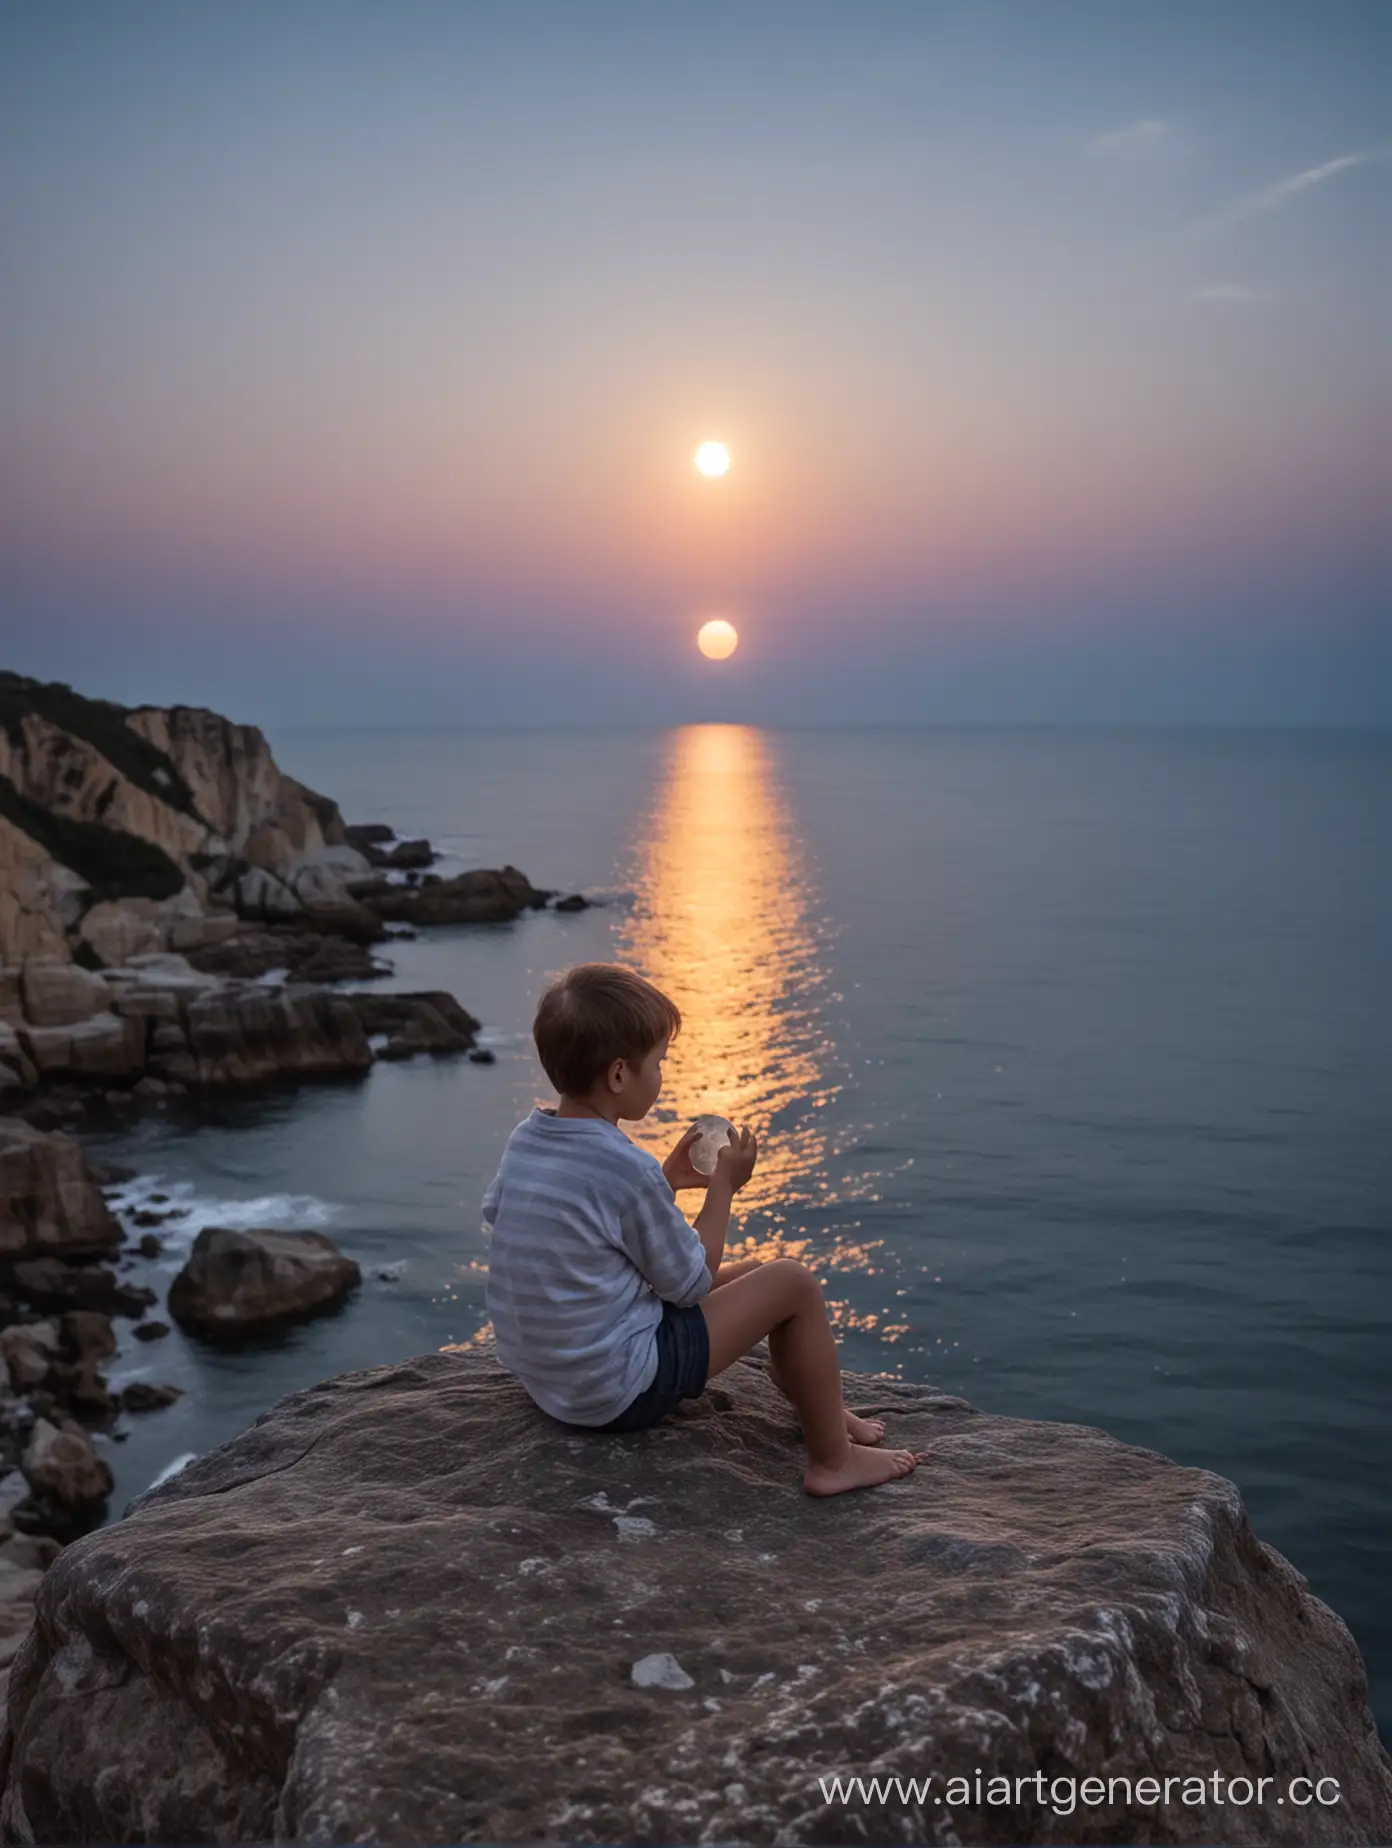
[694,440,731,478]
[697,619,739,661]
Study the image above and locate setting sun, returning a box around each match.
[697,619,739,660]
[694,440,731,478]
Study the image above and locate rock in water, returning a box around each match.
[362,864,550,926]
[347,992,480,1059]
[2,1349,1388,1844]
[182,986,373,1087]
[120,1381,183,1411]
[167,1226,361,1338]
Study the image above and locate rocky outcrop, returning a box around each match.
[0,1516,57,1699]
[182,925,390,984]
[0,1147,192,1697]
[168,1227,361,1338]
[0,673,372,967]
[1,674,553,1113]
[18,1420,111,1524]
[2,1348,1388,1845]
[125,704,344,868]
[348,990,480,1060]
[0,955,490,1128]
[8,1258,154,1319]
[361,864,550,926]
[0,1122,119,1261]
[344,826,435,872]
[178,986,373,1089]
[0,819,74,968]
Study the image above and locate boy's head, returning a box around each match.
[533,962,681,1120]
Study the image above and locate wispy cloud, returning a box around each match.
[1185,283,1281,308]
[1088,119,1178,159]
[1189,149,1388,237]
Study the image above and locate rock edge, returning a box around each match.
[0,1346,1388,1845]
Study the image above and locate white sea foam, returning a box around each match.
[576,886,635,908]
[106,1174,339,1262]
[105,1355,157,1388]
[148,1452,197,1490]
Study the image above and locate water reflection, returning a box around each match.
[618,724,831,1197]
[613,725,901,1328]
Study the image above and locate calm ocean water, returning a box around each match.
[83,726,1391,1735]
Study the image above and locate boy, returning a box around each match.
[482,962,926,1496]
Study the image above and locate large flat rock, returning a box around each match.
[1,1348,1388,1844]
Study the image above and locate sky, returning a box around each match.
[1,0,1388,727]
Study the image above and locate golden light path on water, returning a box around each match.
[452,724,916,1355]
[614,724,911,1345]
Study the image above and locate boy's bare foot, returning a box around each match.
[845,1409,886,1445]
[803,1445,927,1497]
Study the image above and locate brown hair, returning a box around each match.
[533,963,681,1098]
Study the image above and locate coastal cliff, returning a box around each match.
[1,1346,1387,1845]
[0,671,555,973]
[0,671,363,966]
[0,671,560,1118]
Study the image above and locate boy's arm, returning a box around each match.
[692,1171,736,1279]
[616,1169,713,1306]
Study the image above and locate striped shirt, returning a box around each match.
[482,1106,712,1425]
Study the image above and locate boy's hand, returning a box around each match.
[662,1125,711,1193]
[714,1124,758,1192]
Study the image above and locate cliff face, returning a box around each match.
[1,1346,1387,1846]
[124,705,345,864]
[0,817,78,966]
[0,673,365,966]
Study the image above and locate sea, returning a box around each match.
[78,725,1391,1737]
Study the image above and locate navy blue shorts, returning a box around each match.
[595,1300,710,1433]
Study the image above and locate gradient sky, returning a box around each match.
[1,0,1388,726]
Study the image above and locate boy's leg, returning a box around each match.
[698,1259,924,1496]
[707,1260,885,1442]
[709,1257,763,1290]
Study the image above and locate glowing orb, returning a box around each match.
[694,441,731,478]
[689,1114,735,1175]
[697,619,739,660]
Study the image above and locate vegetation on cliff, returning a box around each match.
[0,775,185,903]
[0,673,200,821]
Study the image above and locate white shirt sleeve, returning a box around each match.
[616,1167,712,1307]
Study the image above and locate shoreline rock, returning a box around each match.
[168,1226,361,1339]
[0,1119,121,1261]
[359,864,551,927]
[3,955,491,1132]
[1,1346,1387,1844]
[0,1117,339,1705]
[0,1126,168,1691]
